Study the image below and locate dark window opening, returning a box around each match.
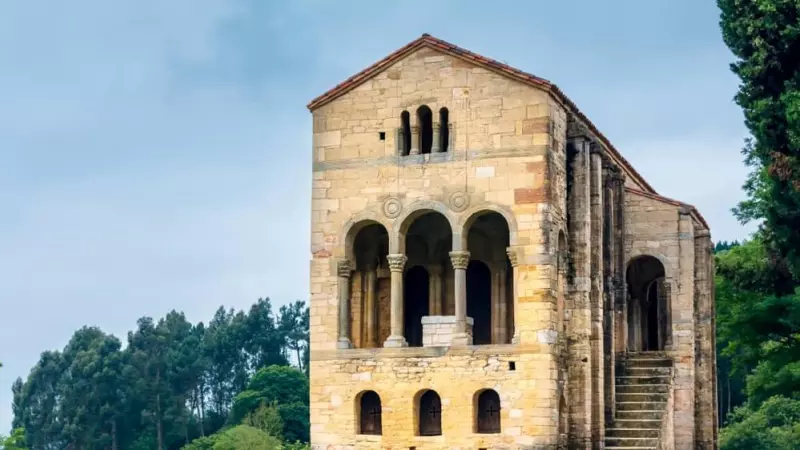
[401,111,411,156]
[418,390,442,436]
[476,389,501,434]
[379,131,386,140]
[417,105,433,154]
[467,260,491,345]
[439,108,449,151]
[404,266,429,347]
[358,391,382,435]
[509,361,516,371]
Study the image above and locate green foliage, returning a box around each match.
[718,0,800,284]
[720,396,800,450]
[242,403,284,438]
[182,426,282,450]
[0,428,29,450]
[230,365,310,443]
[12,298,309,450]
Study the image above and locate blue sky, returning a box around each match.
[0,0,753,432]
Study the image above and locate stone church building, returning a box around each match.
[307,34,717,449]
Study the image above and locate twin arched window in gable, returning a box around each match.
[355,388,501,436]
[399,106,451,156]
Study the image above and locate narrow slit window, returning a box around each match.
[401,111,411,156]
[417,105,433,154]
[439,107,449,151]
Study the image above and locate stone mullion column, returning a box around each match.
[432,122,441,153]
[613,171,627,353]
[497,265,508,344]
[409,125,420,155]
[397,127,406,156]
[490,263,505,344]
[566,127,592,449]
[450,251,471,346]
[507,248,520,344]
[589,143,605,445]
[694,230,717,450]
[429,265,443,316]
[364,266,377,348]
[337,260,353,349]
[602,163,617,427]
[384,254,408,348]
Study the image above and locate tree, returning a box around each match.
[1,428,29,450]
[720,396,800,450]
[718,0,800,285]
[230,366,309,443]
[182,426,282,450]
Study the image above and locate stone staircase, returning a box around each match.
[605,352,673,449]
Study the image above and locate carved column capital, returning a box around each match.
[337,259,353,278]
[428,264,443,276]
[449,251,471,270]
[410,125,420,134]
[386,254,407,272]
[589,141,604,156]
[506,247,520,267]
[567,116,591,139]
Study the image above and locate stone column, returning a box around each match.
[449,250,471,346]
[384,254,408,348]
[447,123,454,152]
[337,259,353,349]
[432,122,441,153]
[409,125,420,155]
[397,127,406,156]
[612,170,627,353]
[589,143,605,445]
[507,247,520,344]
[602,163,617,427]
[429,265,443,315]
[694,230,717,450]
[364,265,377,347]
[498,266,508,344]
[566,120,593,449]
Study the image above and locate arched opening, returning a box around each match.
[465,211,513,344]
[417,105,433,154]
[556,231,568,333]
[350,223,390,348]
[403,211,453,346]
[439,107,450,152]
[401,110,411,156]
[404,266,429,347]
[475,389,501,434]
[417,390,442,436]
[467,261,491,345]
[356,391,382,435]
[626,256,669,351]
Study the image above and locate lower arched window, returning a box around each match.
[418,390,442,436]
[476,389,501,433]
[358,391,382,435]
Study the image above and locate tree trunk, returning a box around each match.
[199,384,206,437]
[295,345,303,372]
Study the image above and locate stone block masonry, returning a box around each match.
[306,34,718,450]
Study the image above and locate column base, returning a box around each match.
[451,332,472,346]
[383,335,408,348]
[336,338,353,349]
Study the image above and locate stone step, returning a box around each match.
[613,419,662,429]
[606,437,659,447]
[616,375,671,385]
[616,410,664,420]
[606,428,660,438]
[622,358,673,368]
[616,383,669,394]
[617,401,667,411]
[605,447,657,450]
[624,366,672,376]
[616,392,668,403]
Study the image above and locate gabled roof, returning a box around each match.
[307,34,710,229]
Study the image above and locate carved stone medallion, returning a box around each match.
[449,191,470,212]
[382,197,402,219]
